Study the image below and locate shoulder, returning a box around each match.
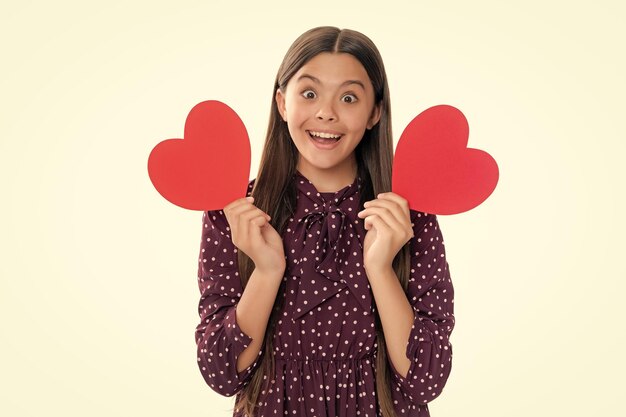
[408,209,444,251]
[202,210,230,240]
[409,209,437,233]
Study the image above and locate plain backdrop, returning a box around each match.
[1,1,624,416]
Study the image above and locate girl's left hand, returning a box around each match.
[357,192,414,273]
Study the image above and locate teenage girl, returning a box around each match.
[195,26,455,417]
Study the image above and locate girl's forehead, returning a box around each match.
[291,53,371,87]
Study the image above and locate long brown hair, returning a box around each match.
[234,26,411,417]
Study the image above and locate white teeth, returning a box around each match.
[309,131,341,139]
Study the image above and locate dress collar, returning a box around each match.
[294,169,362,206]
[288,169,371,320]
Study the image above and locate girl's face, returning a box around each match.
[276,52,381,182]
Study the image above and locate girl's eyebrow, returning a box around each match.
[296,73,365,90]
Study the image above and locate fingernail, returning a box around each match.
[246,196,254,202]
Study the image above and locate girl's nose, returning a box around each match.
[315,99,337,121]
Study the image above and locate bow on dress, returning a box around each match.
[288,171,373,321]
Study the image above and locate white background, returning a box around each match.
[1,1,624,415]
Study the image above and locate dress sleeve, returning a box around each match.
[194,209,263,397]
[388,210,455,406]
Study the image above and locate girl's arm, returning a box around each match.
[195,210,281,396]
[367,211,455,406]
[234,264,284,372]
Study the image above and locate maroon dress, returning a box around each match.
[195,170,455,417]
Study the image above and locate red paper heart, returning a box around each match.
[148,100,251,211]
[392,105,499,215]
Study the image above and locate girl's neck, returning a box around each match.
[296,159,358,193]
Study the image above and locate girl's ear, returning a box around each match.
[275,89,287,122]
[366,102,382,130]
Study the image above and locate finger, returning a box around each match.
[364,214,392,236]
[376,192,410,212]
[360,207,414,244]
[228,200,256,217]
[236,207,261,244]
[228,201,269,231]
[230,201,271,223]
[360,206,403,234]
[224,196,255,215]
[363,197,408,222]
[242,211,270,240]
[224,198,253,229]
[229,203,258,242]
[361,198,411,232]
[359,204,401,226]
[364,214,378,230]
[248,215,266,250]
[239,206,270,227]
[225,197,271,221]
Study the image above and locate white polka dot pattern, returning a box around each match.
[194,172,455,416]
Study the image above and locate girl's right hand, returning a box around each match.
[223,196,286,274]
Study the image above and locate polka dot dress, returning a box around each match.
[195,170,455,417]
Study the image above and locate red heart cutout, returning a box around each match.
[148,100,251,211]
[392,105,499,215]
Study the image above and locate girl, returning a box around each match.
[195,26,454,417]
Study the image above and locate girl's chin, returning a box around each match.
[298,153,351,173]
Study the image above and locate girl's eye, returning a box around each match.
[302,90,316,99]
[342,94,358,103]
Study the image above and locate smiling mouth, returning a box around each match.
[307,130,342,144]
